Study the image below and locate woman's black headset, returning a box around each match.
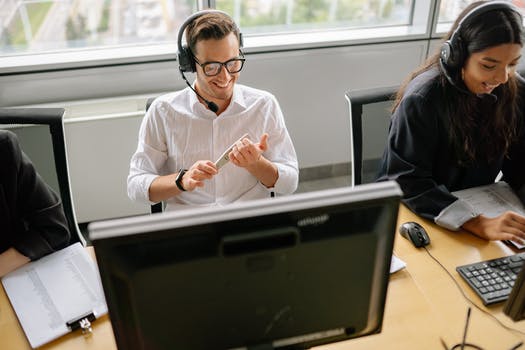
[440,1,521,70]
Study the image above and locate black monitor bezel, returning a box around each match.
[89,182,401,349]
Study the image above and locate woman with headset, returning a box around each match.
[377,1,525,242]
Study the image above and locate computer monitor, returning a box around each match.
[89,181,402,350]
[504,260,525,321]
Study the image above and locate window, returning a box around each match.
[0,0,426,72]
[0,0,195,55]
[216,0,414,34]
[434,0,525,36]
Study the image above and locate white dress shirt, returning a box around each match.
[127,84,299,211]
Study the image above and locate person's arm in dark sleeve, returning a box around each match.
[6,132,71,260]
[377,93,478,230]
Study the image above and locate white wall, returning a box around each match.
[240,41,428,168]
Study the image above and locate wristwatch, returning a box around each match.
[175,168,187,191]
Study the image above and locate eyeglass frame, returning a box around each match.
[193,53,246,77]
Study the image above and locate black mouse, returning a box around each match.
[399,222,430,248]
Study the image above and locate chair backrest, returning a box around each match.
[0,108,84,245]
[145,97,163,214]
[345,86,398,186]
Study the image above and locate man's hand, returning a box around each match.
[182,161,218,191]
[148,160,217,202]
[229,133,268,168]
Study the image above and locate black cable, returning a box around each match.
[451,343,484,350]
[461,307,472,350]
[423,246,525,342]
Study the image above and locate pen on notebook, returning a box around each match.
[509,342,523,350]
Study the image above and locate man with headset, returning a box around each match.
[127,10,298,210]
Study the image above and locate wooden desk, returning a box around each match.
[384,206,525,349]
[2,205,525,349]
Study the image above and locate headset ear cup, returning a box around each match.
[450,36,464,69]
[440,41,453,66]
[178,46,195,73]
[441,37,464,69]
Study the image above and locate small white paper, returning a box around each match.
[390,254,406,274]
[1,243,107,349]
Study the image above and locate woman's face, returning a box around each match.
[462,43,522,94]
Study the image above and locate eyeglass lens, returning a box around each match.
[203,59,244,76]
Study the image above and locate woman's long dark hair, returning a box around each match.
[393,1,523,163]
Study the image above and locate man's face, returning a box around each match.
[193,32,241,108]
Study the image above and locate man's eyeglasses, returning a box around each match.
[193,57,246,76]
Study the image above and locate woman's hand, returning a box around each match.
[462,211,525,243]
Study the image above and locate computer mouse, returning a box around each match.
[399,222,430,248]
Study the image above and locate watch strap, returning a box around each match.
[175,168,187,191]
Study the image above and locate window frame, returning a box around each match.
[0,0,434,75]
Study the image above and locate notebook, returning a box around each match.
[1,243,107,348]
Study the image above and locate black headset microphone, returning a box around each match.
[178,67,219,113]
[439,56,473,96]
[439,1,521,103]
[177,10,242,114]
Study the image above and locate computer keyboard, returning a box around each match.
[456,252,525,305]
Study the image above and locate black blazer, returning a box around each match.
[0,130,70,260]
[377,68,525,221]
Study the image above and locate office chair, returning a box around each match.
[0,108,84,245]
[345,85,398,186]
[144,97,164,214]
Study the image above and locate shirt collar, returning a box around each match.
[189,84,247,117]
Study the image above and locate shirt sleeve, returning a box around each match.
[2,132,71,260]
[377,93,474,228]
[262,95,299,195]
[434,199,479,231]
[127,100,169,204]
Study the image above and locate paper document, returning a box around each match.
[1,243,107,348]
[453,181,525,249]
